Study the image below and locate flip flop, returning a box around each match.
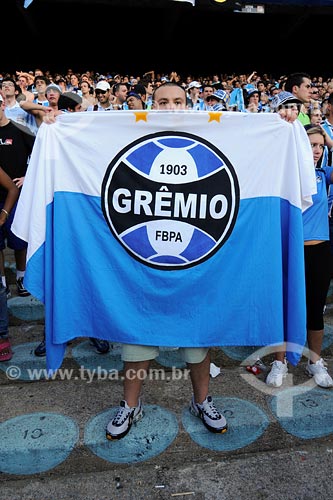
[0,340,13,362]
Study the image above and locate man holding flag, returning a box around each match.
[12,81,316,442]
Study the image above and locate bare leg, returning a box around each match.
[187,351,211,404]
[123,360,151,407]
[307,329,324,363]
[274,344,286,363]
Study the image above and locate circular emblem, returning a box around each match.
[102,132,239,270]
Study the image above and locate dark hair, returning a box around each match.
[1,77,21,95]
[284,72,311,93]
[34,75,50,85]
[113,82,130,94]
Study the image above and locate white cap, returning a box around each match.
[95,81,110,92]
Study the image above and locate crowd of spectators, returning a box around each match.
[1,68,333,119]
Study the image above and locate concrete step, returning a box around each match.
[2,250,333,499]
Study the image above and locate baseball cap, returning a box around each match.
[127,91,142,101]
[46,83,62,94]
[271,91,301,110]
[207,89,227,102]
[246,88,260,97]
[95,81,110,92]
[187,81,202,90]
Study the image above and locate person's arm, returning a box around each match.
[0,168,19,226]
[247,71,257,84]
[19,100,50,117]
[321,126,333,150]
[42,109,64,124]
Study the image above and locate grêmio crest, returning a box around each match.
[101,131,239,270]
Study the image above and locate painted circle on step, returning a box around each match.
[84,404,178,463]
[0,412,79,474]
[71,340,123,372]
[182,396,269,451]
[269,386,333,439]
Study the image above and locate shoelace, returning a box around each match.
[202,401,220,418]
[113,407,131,425]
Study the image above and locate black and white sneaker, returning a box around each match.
[106,399,143,440]
[34,339,46,357]
[5,286,11,299]
[89,337,110,354]
[16,277,30,297]
[189,395,228,434]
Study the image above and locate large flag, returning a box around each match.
[12,111,316,372]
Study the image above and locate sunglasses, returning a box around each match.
[96,90,107,95]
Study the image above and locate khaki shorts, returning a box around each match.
[121,344,209,364]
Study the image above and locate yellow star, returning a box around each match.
[208,112,222,123]
[134,112,148,122]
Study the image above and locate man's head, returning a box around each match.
[1,78,20,98]
[284,72,312,104]
[46,84,62,106]
[35,76,50,93]
[95,81,111,106]
[152,83,186,110]
[58,92,82,112]
[126,91,145,110]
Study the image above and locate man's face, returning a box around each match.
[95,89,110,104]
[35,79,47,92]
[46,90,61,105]
[152,85,186,110]
[1,81,16,98]
[126,95,143,110]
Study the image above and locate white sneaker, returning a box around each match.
[305,358,333,388]
[106,399,143,440]
[265,360,288,387]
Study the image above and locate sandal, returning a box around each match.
[0,339,13,362]
[89,338,110,354]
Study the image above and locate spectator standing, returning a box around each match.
[112,82,129,110]
[266,125,333,388]
[0,167,19,359]
[200,84,215,110]
[20,83,62,128]
[33,76,50,106]
[245,88,262,113]
[87,81,113,111]
[284,72,313,126]
[126,91,146,110]
[17,73,35,102]
[2,78,38,135]
[79,81,96,111]
[105,82,229,441]
[206,89,228,111]
[0,94,35,297]
[186,81,203,110]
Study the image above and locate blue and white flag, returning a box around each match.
[12,110,316,371]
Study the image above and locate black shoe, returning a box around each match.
[89,338,110,354]
[34,339,46,357]
[16,277,30,297]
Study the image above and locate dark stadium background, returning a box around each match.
[5,0,333,80]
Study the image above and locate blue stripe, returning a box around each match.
[25,191,306,371]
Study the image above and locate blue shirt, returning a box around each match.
[303,166,333,241]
